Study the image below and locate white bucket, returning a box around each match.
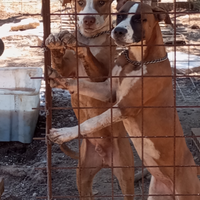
[0,67,43,143]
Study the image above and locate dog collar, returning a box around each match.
[122,50,168,66]
[79,30,110,39]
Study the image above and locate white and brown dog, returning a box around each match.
[48,1,200,199]
[45,0,135,199]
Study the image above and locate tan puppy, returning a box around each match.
[45,0,135,199]
[48,2,200,200]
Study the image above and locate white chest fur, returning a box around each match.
[117,65,147,102]
[88,36,107,57]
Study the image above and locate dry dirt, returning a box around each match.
[0,2,200,200]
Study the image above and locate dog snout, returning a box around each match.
[83,16,96,26]
[114,27,127,37]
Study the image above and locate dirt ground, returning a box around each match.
[0,1,200,200]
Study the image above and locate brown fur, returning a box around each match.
[45,1,135,199]
[76,0,113,14]
[48,2,200,199]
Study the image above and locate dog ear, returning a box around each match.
[116,0,128,11]
[152,6,174,28]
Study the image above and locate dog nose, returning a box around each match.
[83,16,96,26]
[114,27,127,37]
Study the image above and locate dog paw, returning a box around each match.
[45,30,76,49]
[48,127,78,144]
[60,32,76,48]
[48,67,62,88]
[49,78,70,89]
[45,33,63,49]
[48,66,61,79]
[48,128,66,144]
[48,79,60,88]
[57,78,76,93]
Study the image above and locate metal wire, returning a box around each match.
[42,0,52,199]
[2,0,199,199]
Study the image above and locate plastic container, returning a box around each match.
[0,67,43,143]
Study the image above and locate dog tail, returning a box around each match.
[60,143,79,160]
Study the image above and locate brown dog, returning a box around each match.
[48,2,200,199]
[45,0,135,199]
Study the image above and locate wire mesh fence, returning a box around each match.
[0,0,200,199]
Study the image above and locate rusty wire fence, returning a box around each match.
[1,0,200,199]
[38,0,200,199]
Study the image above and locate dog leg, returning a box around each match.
[71,79,116,102]
[47,66,66,89]
[112,138,135,200]
[171,140,200,200]
[174,166,200,200]
[47,31,110,82]
[75,46,110,82]
[45,31,69,73]
[148,176,174,200]
[45,31,78,77]
[76,139,102,200]
[46,31,110,82]
[48,107,123,144]
[48,70,115,102]
[148,169,200,200]
[47,66,77,92]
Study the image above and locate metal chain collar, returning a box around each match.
[122,50,168,66]
[79,30,111,39]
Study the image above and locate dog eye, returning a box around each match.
[133,14,141,23]
[78,0,84,6]
[143,19,147,22]
[99,0,105,6]
[117,15,123,20]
